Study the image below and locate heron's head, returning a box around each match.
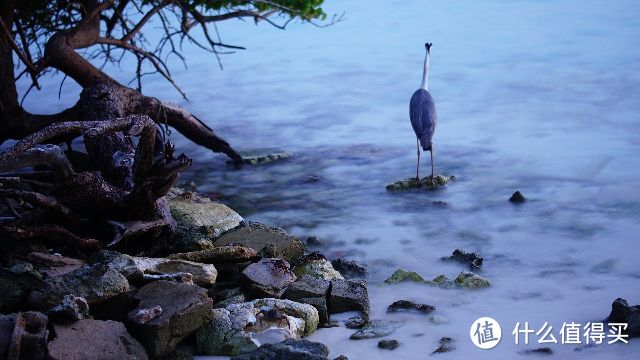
[425,43,433,53]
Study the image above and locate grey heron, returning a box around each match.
[410,42,437,182]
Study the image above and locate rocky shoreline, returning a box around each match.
[0,187,637,359]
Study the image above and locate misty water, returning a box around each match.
[16,0,640,358]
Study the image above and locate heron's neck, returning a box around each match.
[420,51,430,91]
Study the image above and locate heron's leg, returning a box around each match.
[430,144,435,180]
[416,138,421,182]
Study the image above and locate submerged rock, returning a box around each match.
[432,336,455,354]
[331,258,368,279]
[165,187,244,252]
[128,280,214,357]
[378,339,400,350]
[329,279,370,321]
[196,299,318,356]
[293,258,344,281]
[605,298,640,338]
[215,222,304,263]
[241,258,297,298]
[48,319,147,360]
[385,175,455,191]
[520,347,553,355]
[441,249,483,270]
[387,300,435,314]
[509,191,527,203]
[97,251,217,287]
[230,339,328,360]
[384,269,425,284]
[349,320,403,340]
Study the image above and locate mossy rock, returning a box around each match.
[454,271,490,288]
[384,269,425,284]
[228,149,291,165]
[386,175,455,191]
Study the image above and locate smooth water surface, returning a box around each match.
[17,0,640,358]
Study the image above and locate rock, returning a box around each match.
[29,263,129,310]
[48,319,147,360]
[520,347,553,355]
[214,222,304,263]
[385,175,455,191]
[168,245,258,263]
[47,295,90,322]
[230,339,328,360]
[306,236,322,246]
[166,187,244,252]
[441,249,483,270]
[454,271,490,288]
[605,298,640,337]
[349,320,403,340]
[329,279,370,321]
[331,258,368,279]
[387,300,435,314]
[509,191,527,203]
[293,258,344,281]
[334,356,348,360]
[97,251,217,287]
[128,280,213,357]
[432,337,455,354]
[344,315,366,329]
[4,311,48,360]
[159,342,194,360]
[378,339,400,350]
[232,150,292,165]
[0,314,14,357]
[26,252,85,278]
[242,258,297,298]
[0,268,44,313]
[131,305,163,324]
[196,299,318,356]
[384,269,425,284]
[429,315,450,325]
[283,276,331,325]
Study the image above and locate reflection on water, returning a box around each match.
[16,0,640,358]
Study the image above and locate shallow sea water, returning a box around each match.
[16,0,640,358]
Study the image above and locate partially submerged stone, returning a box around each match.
[454,271,491,288]
[329,279,370,321]
[215,222,304,263]
[520,347,553,355]
[241,258,297,298]
[441,249,483,270]
[166,187,244,252]
[231,150,292,165]
[230,339,328,360]
[378,339,400,350]
[168,245,258,263]
[48,319,147,360]
[98,251,217,287]
[349,320,403,340]
[605,298,640,338]
[385,175,455,191]
[509,191,527,203]
[293,258,344,281]
[331,258,368,279]
[128,280,214,357]
[196,299,319,356]
[432,336,455,354]
[387,300,435,314]
[384,269,425,284]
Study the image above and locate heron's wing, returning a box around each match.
[409,89,437,150]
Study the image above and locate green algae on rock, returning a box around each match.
[384,269,426,284]
[429,271,491,289]
[385,175,455,191]
[229,150,292,165]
